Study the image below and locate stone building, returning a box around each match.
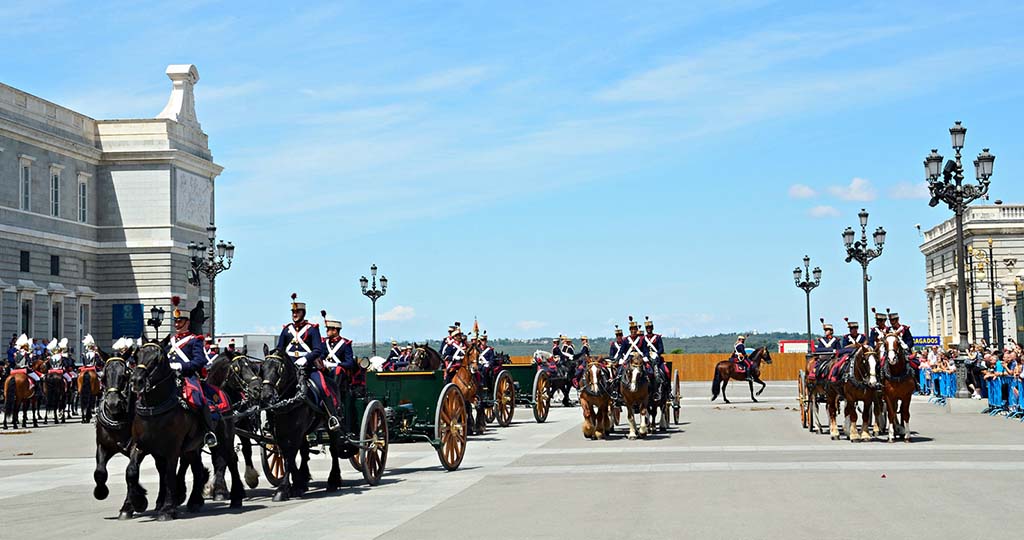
[0,64,222,351]
[920,203,1024,347]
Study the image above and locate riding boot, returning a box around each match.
[201,406,219,448]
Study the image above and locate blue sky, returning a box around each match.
[5,1,1023,341]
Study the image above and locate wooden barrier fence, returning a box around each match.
[508,352,807,381]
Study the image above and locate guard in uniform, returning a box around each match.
[319,310,352,430]
[644,317,668,378]
[559,335,576,362]
[840,319,866,351]
[166,298,218,447]
[731,336,748,374]
[618,317,649,377]
[579,336,591,357]
[14,334,40,388]
[441,327,468,382]
[276,294,330,410]
[54,338,75,385]
[888,311,920,387]
[573,335,590,388]
[385,340,401,369]
[816,320,840,355]
[478,332,498,388]
[203,337,219,364]
[551,337,560,359]
[609,326,625,359]
[867,309,889,349]
[81,334,101,367]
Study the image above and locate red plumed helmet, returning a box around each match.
[171,295,181,307]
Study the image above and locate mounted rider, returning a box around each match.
[203,336,220,363]
[81,334,101,368]
[840,318,866,352]
[617,317,649,376]
[275,294,336,430]
[13,334,40,388]
[441,326,468,382]
[320,310,355,429]
[815,320,840,355]
[50,338,75,385]
[644,317,669,378]
[573,335,590,388]
[867,308,890,349]
[609,325,625,359]
[558,335,575,363]
[730,335,749,374]
[887,310,920,386]
[165,297,218,448]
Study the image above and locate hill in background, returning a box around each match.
[352,331,813,357]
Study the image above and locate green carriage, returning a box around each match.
[260,368,469,488]
[503,363,552,423]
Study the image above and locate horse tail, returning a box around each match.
[711,367,722,400]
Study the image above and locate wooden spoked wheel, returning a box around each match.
[484,405,496,424]
[359,400,388,486]
[494,371,515,427]
[435,384,467,471]
[672,369,681,425]
[532,370,550,423]
[261,444,285,487]
[349,453,364,473]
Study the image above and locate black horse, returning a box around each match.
[260,346,347,501]
[42,369,67,424]
[545,352,581,407]
[93,354,135,501]
[119,340,209,521]
[205,352,262,499]
[411,344,443,371]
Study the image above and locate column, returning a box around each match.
[937,287,948,342]
[950,284,959,346]
[925,290,935,336]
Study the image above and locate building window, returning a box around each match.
[20,251,30,272]
[78,179,88,222]
[19,161,31,211]
[20,299,33,335]
[51,301,62,339]
[50,255,60,276]
[79,302,91,345]
[50,167,62,217]
[81,259,87,279]
[941,254,946,271]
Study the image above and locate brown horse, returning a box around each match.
[711,347,773,404]
[879,333,915,443]
[450,345,484,435]
[410,344,442,371]
[833,345,879,442]
[3,369,37,429]
[79,367,102,424]
[580,358,611,439]
[620,353,650,439]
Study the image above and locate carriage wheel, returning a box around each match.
[260,444,285,487]
[349,453,364,473]
[672,369,681,425]
[493,372,516,428]
[435,384,467,471]
[359,400,388,486]
[484,405,496,424]
[532,371,550,423]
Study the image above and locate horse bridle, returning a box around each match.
[132,342,175,395]
[102,356,131,401]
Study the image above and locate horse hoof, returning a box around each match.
[244,469,260,489]
[272,491,288,503]
[131,495,149,513]
[118,511,134,521]
[157,512,176,522]
[230,499,243,509]
[93,485,109,500]
[213,493,227,502]
[751,398,758,403]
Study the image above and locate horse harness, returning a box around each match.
[133,343,186,417]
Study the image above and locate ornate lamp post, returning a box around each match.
[924,121,995,397]
[187,224,235,339]
[793,255,822,350]
[147,306,165,340]
[843,209,886,329]
[359,264,388,357]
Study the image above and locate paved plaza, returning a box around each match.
[2,382,1023,540]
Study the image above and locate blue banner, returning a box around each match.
[913,336,940,347]
[112,303,144,340]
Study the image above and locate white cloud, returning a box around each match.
[827,177,877,202]
[808,205,840,218]
[346,317,367,328]
[301,66,491,100]
[788,184,817,199]
[889,181,931,200]
[378,305,416,322]
[516,320,546,331]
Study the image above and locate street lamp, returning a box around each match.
[793,255,822,350]
[924,121,995,371]
[360,264,388,357]
[187,223,236,339]
[147,306,166,340]
[843,209,886,328]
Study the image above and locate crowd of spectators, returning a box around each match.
[916,339,1023,400]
